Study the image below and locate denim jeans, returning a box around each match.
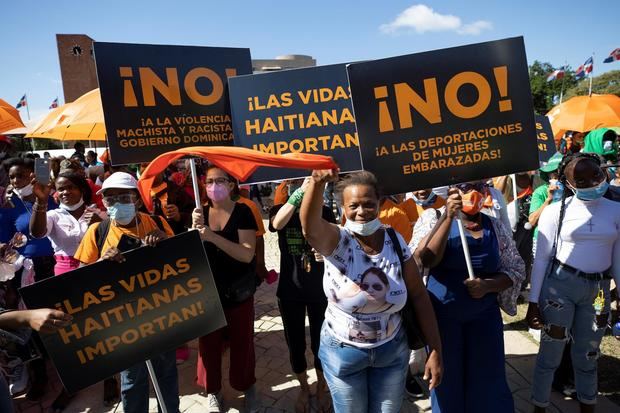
[120,349,180,413]
[0,374,13,413]
[319,323,409,413]
[532,264,611,407]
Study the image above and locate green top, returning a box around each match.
[529,184,550,240]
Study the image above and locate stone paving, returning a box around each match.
[13,214,620,412]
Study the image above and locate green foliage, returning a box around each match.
[564,70,620,99]
[528,60,578,115]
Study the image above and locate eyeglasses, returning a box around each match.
[455,182,487,193]
[102,193,137,207]
[360,282,384,292]
[205,178,229,186]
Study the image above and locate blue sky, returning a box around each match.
[1,0,617,121]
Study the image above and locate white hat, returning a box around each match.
[97,172,138,195]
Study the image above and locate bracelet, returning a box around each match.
[287,188,305,208]
[33,203,47,212]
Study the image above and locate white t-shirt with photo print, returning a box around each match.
[323,226,410,348]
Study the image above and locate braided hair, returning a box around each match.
[552,153,604,249]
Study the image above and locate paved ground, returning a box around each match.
[13,216,620,412]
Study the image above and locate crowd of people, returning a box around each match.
[0,126,619,413]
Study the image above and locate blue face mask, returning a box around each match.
[413,192,437,208]
[107,203,136,225]
[572,180,609,201]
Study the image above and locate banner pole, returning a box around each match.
[511,174,519,232]
[189,158,202,210]
[456,216,475,280]
[145,359,168,413]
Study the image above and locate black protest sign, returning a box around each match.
[347,37,538,194]
[20,230,225,394]
[229,64,361,183]
[94,42,252,165]
[535,115,556,164]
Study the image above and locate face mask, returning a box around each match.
[603,140,614,152]
[570,180,609,201]
[59,197,84,211]
[461,190,485,216]
[206,183,230,202]
[344,218,382,236]
[412,192,437,207]
[107,203,136,225]
[14,184,33,199]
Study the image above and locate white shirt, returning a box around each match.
[530,196,620,302]
[323,227,410,348]
[45,209,92,257]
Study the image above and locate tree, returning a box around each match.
[564,70,620,99]
[528,60,578,115]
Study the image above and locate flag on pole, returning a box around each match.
[603,48,620,63]
[49,97,59,109]
[15,94,27,109]
[575,57,593,80]
[546,68,565,82]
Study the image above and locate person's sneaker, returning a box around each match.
[405,374,425,399]
[562,384,577,400]
[206,392,223,413]
[244,384,260,413]
[8,358,28,395]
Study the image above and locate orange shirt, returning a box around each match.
[273,181,289,206]
[237,196,266,236]
[379,199,412,243]
[74,212,175,264]
[400,197,446,224]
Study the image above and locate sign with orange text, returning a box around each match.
[94,42,252,165]
[19,230,225,393]
[535,115,556,165]
[347,37,538,194]
[229,64,361,183]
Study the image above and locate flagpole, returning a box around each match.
[559,61,567,104]
[25,94,30,120]
[588,53,594,96]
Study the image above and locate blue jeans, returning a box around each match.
[532,264,611,407]
[120,350,180,413]
[319,323,409,413]
[0,374,13,413]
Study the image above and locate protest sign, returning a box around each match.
[94,42,252,165]
[347,37,538,194]
[535,115,556,164]
[229,63,361,183]
[20,230,225,393]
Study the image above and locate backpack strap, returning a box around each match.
[95,219,112,257]
[386,227,405,278]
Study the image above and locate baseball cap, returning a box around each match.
[540,152,563,173]
[97,172,138,195]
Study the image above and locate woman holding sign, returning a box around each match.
[299,169,442,413]
[191,165,259,413]
[411,183,524,413]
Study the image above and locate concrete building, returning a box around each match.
[252,54,317,72]
[56,34,98,103]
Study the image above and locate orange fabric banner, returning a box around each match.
[138,146,338,211]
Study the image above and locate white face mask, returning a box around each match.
[603,140,614,152]
[344,218,382,236]
[13,184,33,199]
[59,197,84,212]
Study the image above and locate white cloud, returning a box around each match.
[457,20,493,35]
[380,4,492,36]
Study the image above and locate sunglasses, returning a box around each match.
[360,282,384,292]
[455,182,487,193]
[205,178,230,186]
[102,193,137,207]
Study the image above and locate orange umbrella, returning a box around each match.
[138,146,338,211]
[26,89,106,141]
[547,94,620,140]
[0,98,25,134]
